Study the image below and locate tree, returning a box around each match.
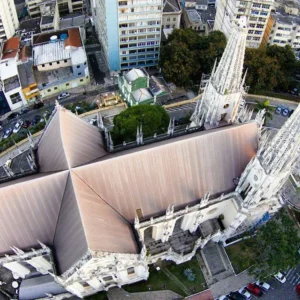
[254,100,274,124]
[242,211,300,280]
[159,29,226,87]
[112,105,170,143]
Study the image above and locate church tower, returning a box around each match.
[191,17,248,128]
[236,105,300,209]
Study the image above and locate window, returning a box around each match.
[54,87,57,90]
[127,267,135,275]
[66,83,69,86]
[103,276,113,282]
[64,59,68,63]
[49,63,52,66]
[86,76,89,79]
[78,72,82,76]
[10,92,22,104]
[80,79,83,82]
[42,64,45,67]
[84,62,87,65]
[77,65,80,68]
[47,89,51,92]
[57,61,60,64]
[173,17,176,21]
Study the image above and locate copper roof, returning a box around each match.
[64,28,82,48]
[0,106,259,274]
[1,37,20,60]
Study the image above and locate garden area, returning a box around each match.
[225,240,252,275]
[123,256,207,296]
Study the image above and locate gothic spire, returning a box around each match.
[191,17,248,127]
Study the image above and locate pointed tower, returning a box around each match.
[191,17,248,128]
[236,104,300,209]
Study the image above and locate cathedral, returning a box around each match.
[0,18,299,299]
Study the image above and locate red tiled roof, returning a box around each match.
[1,37,20,60]
[64,28,82,48]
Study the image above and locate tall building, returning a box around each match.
[191,17,248,128]
[0,0,19,40]
[214,0,273,48]
[92,0,163,71]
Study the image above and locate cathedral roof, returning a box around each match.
[0,107,258,274]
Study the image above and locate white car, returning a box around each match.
[57,92,70,100]
[13,120,24,133]
[255,281,270,292]
[274,272,286,283]
[2,128,12,139]
[216,296,229,300]
[238,287,252,299]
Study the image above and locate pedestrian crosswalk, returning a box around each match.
[285,267,300,285]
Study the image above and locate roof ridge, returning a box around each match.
[71,170,131,224]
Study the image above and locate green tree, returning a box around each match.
[243,211,300,280]
[112,105,170,143]
[159,29,226,87]
[254,100,275,124]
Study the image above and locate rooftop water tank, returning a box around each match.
[50,35,58,43]
[60,33,68,41]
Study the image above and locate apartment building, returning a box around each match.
[267,13,300,49]
[92,0,163,71]
[32,27,90,99]
[0,38,27,110]
[214,0,273,48]
[26,0,84,18]
[162,0,182,30]
[0,0,19,40]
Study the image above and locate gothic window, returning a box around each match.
[127,267,135,275]
[103,276,113,282]
[223,103,230,108]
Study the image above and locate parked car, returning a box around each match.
[13,120,24,133]
[228,291,245,300]
[33,102,44,109]
[296,283,300,295]
[246,283,263,297]
[22,120,31,129]
[275,106,283,114]
[57,92,70,100]
[20,107,30,115]
[274,271,286,283]
[7,112,19,120]
[216,295,229,300]
[255,281,270,292]
[2,128,12,139]
[238,287,252,299]
[31,115,41,126]
[281,108,289,117]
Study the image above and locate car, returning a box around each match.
[238,287,252,299]
[2,128,12,139]
[33,102,44,109]
[246,283,263,297]
[296,283,300,295]
[227,291,245,300]
[216,296,229,300]
[275,106,282,114]
[57,92,70,100]
[274,271,286,283]
[255,281,270,292]
[31,115,41,126]
[13,120,24,133]
[20,107,30,115]
[22,120,31,129]
[291,88,298,95]
[281,108,289,117]
[7,112,19,120]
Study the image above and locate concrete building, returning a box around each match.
[92,0,163,71]
[183,9,207,33]
[32,27,90,99]
[0,14,299,297]
[40,0,60,32]
[214,0,273,48]
[162,0,182,30]
[0,37,27,110]
[0,0,19,40]
[26,0,85,18]
[118,68,169,105]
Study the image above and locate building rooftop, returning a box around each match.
[132,88,153,103]
[186,9,202,23]
[41,16,54,25]
[163,0,181,13]
[125,68,146,82]
[199,6,216,23]
[0,106,258,274]
[59,15,85,29]
[1,37,20,60]
[19,45,32,63]
[18,61,36,88]
[272,10,300,25]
